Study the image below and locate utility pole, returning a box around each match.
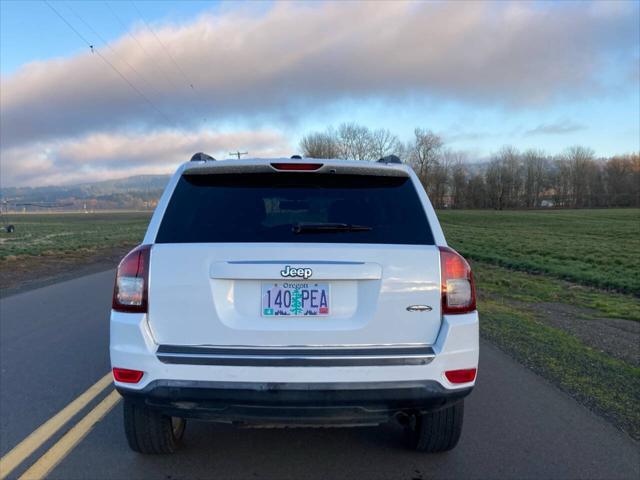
[229,151,248,160]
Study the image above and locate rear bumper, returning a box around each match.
[117,379,472,425]
[110,310,479,424]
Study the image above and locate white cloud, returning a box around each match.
[0,128,292,187]
[524,121,587,136]
[2,1,638,148]
[0,0,638,186]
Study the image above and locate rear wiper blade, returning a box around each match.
[292,222,373,234]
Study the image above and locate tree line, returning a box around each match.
[300,123,640,209]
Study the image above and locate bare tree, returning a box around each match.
[448,153,469,208]
[430,149,461,208]
[605,154,640,206]
[408,128,443,184]
[485,146,522,209]
[564,146,596,207]
[300,131,340,158]
[550,156,572,207]
[503,146,523,208]
[466,173,487,208]
[299,123,638,209]
[485,158,503,210]
[369,128,401,159]
[337,123,374,160]
[522,149,548,208]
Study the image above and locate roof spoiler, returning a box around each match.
[191,152,216,162]
[377,155,402,164]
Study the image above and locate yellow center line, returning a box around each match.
[19,390,122,480]
[0,372,113,480]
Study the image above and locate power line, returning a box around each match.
[65,2,164,100]
[44,0,176,127]
[229,151,248,159]
[45,0,92,45]
[102,0,207,126]
[130,0,196,90]
[102,0,182,92]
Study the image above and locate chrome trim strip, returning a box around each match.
[157,342,431,350]
[156,345,435,367]
[227,260,364,265]
[406,305,433,312]
[126,379,444,392]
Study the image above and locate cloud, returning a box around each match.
[443,130,501,143]
[0,128,291,187]
[1,0,638,150]
[524,121,587,136]
[1,1,638,186]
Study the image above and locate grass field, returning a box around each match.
[0,212,152,294]
[438,208,640,295]
[1,208,639,438]
[438,209,640,439]
[0,212,151,259]
[470,262,640,438]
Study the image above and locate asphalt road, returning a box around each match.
[1,270,638,479]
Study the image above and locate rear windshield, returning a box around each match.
[155,173,434,245]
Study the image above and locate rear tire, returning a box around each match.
[406,400,464,453]
[123,399,185,454]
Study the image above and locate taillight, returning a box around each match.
[112,244,151,313]
[112,367,144,383]
[270,163,323,171]
[439,246,476,314]
[445,368,477,384]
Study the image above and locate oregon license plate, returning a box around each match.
[261,282,330,316]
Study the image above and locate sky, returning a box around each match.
[1,0,639,187]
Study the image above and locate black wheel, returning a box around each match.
[123,399,185,454]
[405,400,464,453]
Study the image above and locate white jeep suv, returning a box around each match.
[110,155,479,454]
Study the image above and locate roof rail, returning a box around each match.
[377,155,402,164]
[191,152,216,162]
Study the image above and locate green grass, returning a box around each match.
[438,209,640,295]
[0,212,151,259]
[439,209,640,438]
[468,258,640,439]
[472,261,640,322]
[479,298,640,439]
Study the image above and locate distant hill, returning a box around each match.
[0,175,171,211]
[79,175,171,194]
[1,161,491,212]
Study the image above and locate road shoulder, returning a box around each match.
[0,246,130,298]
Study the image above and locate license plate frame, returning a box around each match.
[261,282,330,317]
